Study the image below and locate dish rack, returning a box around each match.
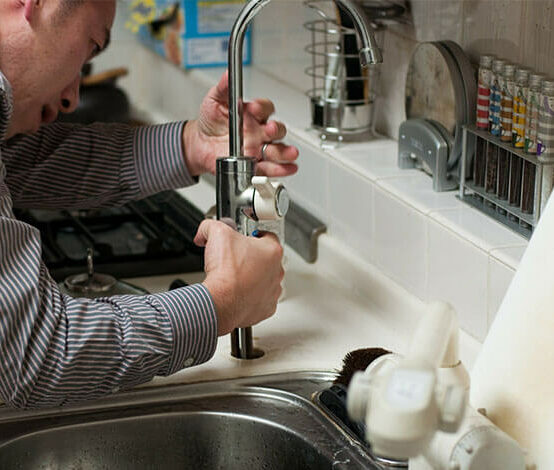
[304,0,383,143]
[459,125,554,239]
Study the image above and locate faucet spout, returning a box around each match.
[227,0,383,157]
[334,0,383,67]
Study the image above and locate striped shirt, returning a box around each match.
[0,71,217,409]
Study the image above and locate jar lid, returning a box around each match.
[503,63,516,77]
[541,79,554,93]
[529,73,545,87]
[479,54,494,67]
[515,68,530,81]
[492,59,506,72]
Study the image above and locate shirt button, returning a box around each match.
[184,357,194,367]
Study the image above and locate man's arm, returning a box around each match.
[1,120,194,210]
[0,176,217,408]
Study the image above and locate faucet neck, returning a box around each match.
[227,0,382,158]
[228,0,271,158]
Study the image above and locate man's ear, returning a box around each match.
[23,0,41,22]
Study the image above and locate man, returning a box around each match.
[0,0,299,408]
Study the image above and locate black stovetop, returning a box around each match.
[14,191,205,282]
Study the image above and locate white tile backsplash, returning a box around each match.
[430,206,527,253]
[285,132,329,223]
[327,161,375,264]
[489,245,527,270]
[374,187,428,296]
[327,139,407,182]
[377,173,464,215]
[487,257,515,329]
[428,219,489,341]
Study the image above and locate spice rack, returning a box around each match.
[459,125,554,238]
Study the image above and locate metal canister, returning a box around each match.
[512,67,530,148]
[537,79,554,162]
[500,63,516,142]
[476,54,494,129]
[489,59,505,136]
[524,73,544,154]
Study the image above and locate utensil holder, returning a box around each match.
[304,0,382,143]
[459,125,554,239]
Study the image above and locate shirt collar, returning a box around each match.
[0,70,14,142]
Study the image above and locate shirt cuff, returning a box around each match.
[133,121,197,197]
[154,283,218,375]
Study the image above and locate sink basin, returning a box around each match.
[0,372,384,469]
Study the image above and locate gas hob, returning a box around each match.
[14,191,205,284]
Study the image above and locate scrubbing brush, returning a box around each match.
[334,347,392,387]
[314,348,393,447]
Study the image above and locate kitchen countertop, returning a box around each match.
[126,178,482,390]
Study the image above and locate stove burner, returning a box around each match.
[64,248,117,295]
[15,191,205,282]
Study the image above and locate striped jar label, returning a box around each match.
[489,76,503,136]
[477,68,492,129]
[512,84,528,148]
[500,80,515,141]
[525,89,541,154]
[537,94,554,160]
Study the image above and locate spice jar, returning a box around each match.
[496,147,510,201]
[489,59,505,136]
[485,142,498,194]
[537,79,554,162]
[524,73,544,154]
[512,68,529,148]
[521,161,536,214]
[508,154,523,207]
[476,55,494,130]
[500,64,516,142]
[473,137,487,188]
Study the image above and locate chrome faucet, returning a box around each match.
[217,0,383,359]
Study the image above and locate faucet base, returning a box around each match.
[231,327,265,359]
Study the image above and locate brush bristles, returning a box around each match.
[334,347,392,387]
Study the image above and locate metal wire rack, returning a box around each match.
[304,0,384,142]
[459,125,554,239]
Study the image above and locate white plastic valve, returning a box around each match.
[437,383,466,433]
[366,363,440,459]
[347,300,529,469]
[347,302,469,461]
[347,354,400,423]
[347,371,373,422]
[252,176,289,220]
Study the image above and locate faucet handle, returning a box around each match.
[252,176,290,220]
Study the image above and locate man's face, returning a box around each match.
[1,0,116,138]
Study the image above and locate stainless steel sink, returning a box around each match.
[0,372,385,469]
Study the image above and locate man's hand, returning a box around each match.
[183,71,299,178]
[194,219,284,336]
